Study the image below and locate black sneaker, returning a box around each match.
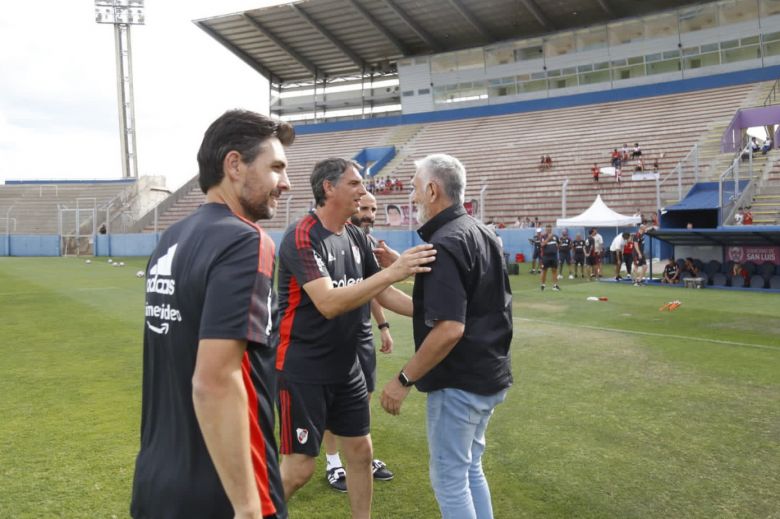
[552,285,561,291]
[372,459,394,481]
[540,284,545,291]
[326,467,347,492]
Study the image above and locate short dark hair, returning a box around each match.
[196,109,294,194]
[310,158,361,207]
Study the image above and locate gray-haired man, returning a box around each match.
[379,154,513,519]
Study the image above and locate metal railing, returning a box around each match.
[655,143,699,211]
[763,77,780,107]
[719,146,759,224]
[561,178,569,218]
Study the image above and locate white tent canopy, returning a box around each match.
[556,195,641,227]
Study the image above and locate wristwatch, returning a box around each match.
[378,322,390,330]
[398,370,415,387]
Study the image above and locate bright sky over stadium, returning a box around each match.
[0,0,288,191]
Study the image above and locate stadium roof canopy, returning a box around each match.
[648,227,780,247]
[195,0,707,84]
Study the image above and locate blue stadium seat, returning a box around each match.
[730,275,747,288]
[750,275,766,289]
[705,260,721,277]
[722,261,735,274]
[769,275,780,289]
[758,262,775,281]
[743,262,757,276]
[712,273,728,286]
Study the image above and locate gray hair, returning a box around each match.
[414,154,466,204]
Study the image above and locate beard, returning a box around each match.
[240,186,280,221]
[350,214,374,230]
[416,203,430,224]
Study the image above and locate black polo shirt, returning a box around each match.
[412,204,513,395]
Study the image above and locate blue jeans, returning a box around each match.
[427,387,508,519]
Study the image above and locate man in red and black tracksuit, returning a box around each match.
[131,110,294,519]
[275,158,435,519]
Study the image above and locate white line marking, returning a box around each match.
[513,317,780,352]
[76,287,119,291]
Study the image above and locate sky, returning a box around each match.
[0,0,287,191]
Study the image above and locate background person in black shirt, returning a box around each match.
[378,153,513,519]
[539,224,561,291]
[528,229,542,274]
[131,110,294,519]
[572,233,586,278]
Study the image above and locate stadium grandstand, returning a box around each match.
[4,0,780,288]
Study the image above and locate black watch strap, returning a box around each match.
[398,370,414,387]
[377,322,390,330]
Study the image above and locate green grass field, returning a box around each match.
[1,257,779,518]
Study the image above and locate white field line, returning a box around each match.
[513,316,780,352]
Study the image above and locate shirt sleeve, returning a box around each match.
[280,223,329,285]
[200,231,273,345]
[421,243,466,325]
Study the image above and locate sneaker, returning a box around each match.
[568,274,574,280]
[633,281,640,287]
[540,284,545,291]
[372,459,394,481]
[615,276,621,282]
[326,467,347,492]
[552,285,561,291]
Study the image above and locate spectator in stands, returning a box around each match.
[731,263,749,287]
[591,163,599,182]
[394,177,403,191]
[98,223,107,235]
[539,155,547,172]
[611,149,621,169]
[533,217,540,228]
[631,143,642,159]
[661,258,680,284]
[750,137,761,153]
[513,216,523,228]
[761,137,773,154]
[634,158,644,172]
[545,155,553,169]
[743,207,753,225]
[652,158,659,174]
[735,208,744,225]
[615,165,622,184]
[621,143,630,162]
[385,178,393,192]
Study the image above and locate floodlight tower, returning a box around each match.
[95,0,145,179]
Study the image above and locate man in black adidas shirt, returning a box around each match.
[131,110,293,519]
[276,158,435,519]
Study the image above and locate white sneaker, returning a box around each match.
[557,274,563,280]
[568,274,574,279]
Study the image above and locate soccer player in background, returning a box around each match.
[131,110,294,519]
[632,224,648,286]
[275,158,435,519]
[528,228,542,274]
[539,224,561,291]
[558,228,573,279]
[321,191,395,492]
[572,232,586,279]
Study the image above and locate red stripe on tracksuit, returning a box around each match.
[241,352,276,516]
[278,388,293,454]
[275,276,300,371]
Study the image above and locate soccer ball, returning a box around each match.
[136,270,145,278]
[85,259,91,264]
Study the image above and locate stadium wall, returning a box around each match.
[294,65,780,136]
[1,228,662,260]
